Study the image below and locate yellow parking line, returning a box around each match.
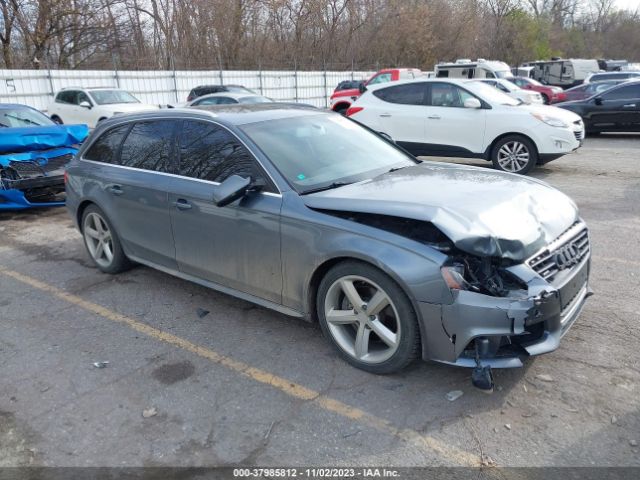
[0,267,481,467]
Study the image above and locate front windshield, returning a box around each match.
[498,80,518,92]
[90,90,140,105]
[241,114,416,193]
[0,107,54,127]
[465,81,520,106]
[526,78,543,86]
[238,96,272,104]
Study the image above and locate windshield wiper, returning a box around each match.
[300,181,353,195]
[4,114,41,126]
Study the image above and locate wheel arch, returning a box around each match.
[331,101,352,113]
[484,131,539,160]
[305,254,430,353]
[76,199,96,230]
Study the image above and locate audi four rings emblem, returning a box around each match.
[554,241,581,269]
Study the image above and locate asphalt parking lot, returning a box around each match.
[1,134,639,469]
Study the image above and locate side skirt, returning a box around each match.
[128,254,305,319]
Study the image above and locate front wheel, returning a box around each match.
[317,261,420,374]
[491,135,538,175]
[81,205,131,274]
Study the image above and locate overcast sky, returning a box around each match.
[616,0,640,10]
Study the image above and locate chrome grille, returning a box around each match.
[9,154,72,178]
[528,226,589,282]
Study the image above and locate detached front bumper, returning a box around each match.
[419,255,591,368]
[0,173,66,210]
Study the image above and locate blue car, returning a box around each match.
[0,104,88,209]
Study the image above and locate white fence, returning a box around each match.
[0,69,375,112]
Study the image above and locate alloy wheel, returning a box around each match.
[83,212,115,268]
[323,275,400,364]
[497,141,530,173]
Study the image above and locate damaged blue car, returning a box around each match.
[0,104,89,209]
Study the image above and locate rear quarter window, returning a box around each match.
[83,124,131,164]
[120,120,176,172]
[373,83,427,105]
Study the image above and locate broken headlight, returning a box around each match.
[441,255,525,297]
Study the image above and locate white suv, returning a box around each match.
[346,78,584,174]
[48,88,159,128]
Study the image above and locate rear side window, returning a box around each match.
[120,120,175,172]
[603,84,640,100]
[56,91,78,104]
[178,120,267,186]
[373,83,427,105]
[84,124,131,164]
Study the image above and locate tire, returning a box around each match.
[81,205,131,274]
[491,134,538,175]
[541,93,550,105]
[335,106,348,116]
[317,261,420,374]
[51,115,63,124]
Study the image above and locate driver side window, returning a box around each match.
[177,120,273,191]
[368,73,392,85]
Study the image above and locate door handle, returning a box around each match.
[427,115,441,120]
[107,185,123,196]
[623,103,636,108]
[173,199,192,210]
[379,113,391,117]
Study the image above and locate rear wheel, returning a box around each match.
[51,115,63,124]
[81,205,131,274]
[541,93,550,105]
[317,261,420,374]
[491,135,538,175]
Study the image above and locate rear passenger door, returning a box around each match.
[82,120,178,269]
[168,120,283,304]
[371,82,428,153]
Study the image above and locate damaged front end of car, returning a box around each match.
[421,221,592,389]
[0,125,89,210]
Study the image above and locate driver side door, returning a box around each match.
[167,120,283,303]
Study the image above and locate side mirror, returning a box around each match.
[464,98,482,109]
[79,101,92,109]
[212,175,251,207]
[358,83,366,94]
[594,97,603,106]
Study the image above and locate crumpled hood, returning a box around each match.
[0,124,89,153]
[303,163,579,261]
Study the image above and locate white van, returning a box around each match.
[435,59,513,80]
[520,59,600,87]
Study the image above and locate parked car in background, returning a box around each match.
[48,87,159,128]
[335,80,364,92]
[0,103,88,209]
[475,79,543,104]
[597,59,628,71]
[186,84,255,102]
[584,71,640,84]
[186,92,272,106]
[511,77,566,104]
[435,59,513,80]
[65,105,591,383]
[346,78,584,174]
[329,68,421,114]
[561,80,628,102]
[520,59,600,88]
[556,80,640,133]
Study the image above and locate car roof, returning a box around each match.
[193,92,264,101]
[98,104,325,129]
[0,103,39,109]
[364,77,477,91]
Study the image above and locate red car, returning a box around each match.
[329,68,421,114]
[511,77,566,104]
